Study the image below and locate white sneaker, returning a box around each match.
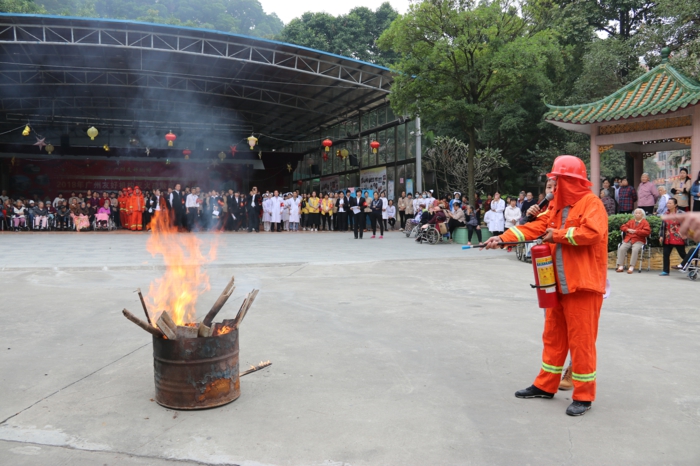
[314,228,318,231]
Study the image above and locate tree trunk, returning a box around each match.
[467,128,476,208]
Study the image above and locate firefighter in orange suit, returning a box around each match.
[118,189,128,228]
[484,155,608,416]
[128,186,145,231]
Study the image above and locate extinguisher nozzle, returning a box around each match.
[461,245,471,250]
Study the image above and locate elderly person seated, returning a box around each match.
[616,208,651,273]
[446,199,466,234]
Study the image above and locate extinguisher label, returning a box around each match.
[535,257,556,292]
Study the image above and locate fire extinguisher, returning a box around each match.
[530,243,559,309]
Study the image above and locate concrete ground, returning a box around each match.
[0,229,698,465]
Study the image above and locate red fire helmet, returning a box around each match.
[547,155,589,182]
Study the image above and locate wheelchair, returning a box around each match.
[416,222,449,245]
[616,232,651,273]
[682,243,700,281]
[404,219,421,238]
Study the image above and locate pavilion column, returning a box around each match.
[692,105,700,184]
[632,152,644,194]
[590,123,600,193]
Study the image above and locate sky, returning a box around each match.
[258,0,412,24]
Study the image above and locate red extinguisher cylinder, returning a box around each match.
[530,244,559,309]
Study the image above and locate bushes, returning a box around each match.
[607,214,662,252]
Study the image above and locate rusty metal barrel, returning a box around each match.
[152,329,240,409]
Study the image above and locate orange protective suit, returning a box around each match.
[128,191,145,231]
[118,194,128,228]
[501,177,608,402]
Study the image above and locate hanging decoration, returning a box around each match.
[183,149,192,160]
[103,144,110,152]
[218,151,226,161]
[370,140,380,154]
[45,143,54,154]
[258,150,262,159]
[340,148,349,159]
[322,152,329,162]
[297,180,303,186]
[165,131,177,147]
[165,159,171,165]
[247,135,258,150]
[22,125,31,136]
[230,145,238,158]
[34,137,46,151]
[287,163,292,173]
[322,139,332,152]
[87,126,99,140]
[145,147,150,156]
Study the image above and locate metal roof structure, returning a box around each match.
[0,14,393,152]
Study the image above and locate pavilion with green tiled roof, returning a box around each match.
[543,47,700,193]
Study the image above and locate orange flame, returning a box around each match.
[215,325,233,336]
[146,210,217,326]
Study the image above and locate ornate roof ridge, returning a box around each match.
[544,62,700,125]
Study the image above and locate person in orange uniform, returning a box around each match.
[128,186,145,231]
[118,189,129,229]
[484,155,608,416]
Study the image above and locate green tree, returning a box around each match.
[379,0,562,204]
[278,3,399,65]
[0,0,46,13]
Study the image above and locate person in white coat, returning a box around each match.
[262,194,271,231]
[489,192,505,235]
[380,191,389,230]
[504,198,522,229]
[269,190,283,232]
[287,193,301,231]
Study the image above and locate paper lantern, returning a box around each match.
[183,149,191,160]
[103,144,110,152]
[22,125,30,136]
[45,143,54,154]
[218,151,226,161]
[370,140,380,154]
[322,139,332,152]
[247,135,258,150]
[340,148,349,159]
[165,131,177,147]
[87,126,99,140]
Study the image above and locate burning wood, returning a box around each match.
[202,276,236,327]
[198,324,213,338]
[136,287,152,325]
[156,312,177,340]
[122,309,164,338]
[240,361,272,377]
[176,324,199,339]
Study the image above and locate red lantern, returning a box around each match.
[370,140,380,154]
[165,131,177,147]
[322,152,329,162]
[297,180,303,186]
[182,149,191,160]
[322,139,332,152]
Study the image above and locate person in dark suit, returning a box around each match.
[225,189,237,231]
[247,187,262,232]
[169,183,185,229]
[347,191,366,239]
[336,191,348,231]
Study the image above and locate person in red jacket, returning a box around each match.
[484,155,608,416]
[615,208,651,273]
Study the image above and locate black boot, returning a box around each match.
[514,385,554,399]
[566,401,592,416]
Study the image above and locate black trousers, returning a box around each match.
[186,208,198,231]
[399,211,406,229]
[173,208,184,228]
[247,208,259,231]
[448,218,465,234]
[337,211,348,231]
[663,244,687,273]
[371,212,384,235]
[467,225,482,243]
[641,206,654,215]
[321,214,332,230]
[353,212,364,238]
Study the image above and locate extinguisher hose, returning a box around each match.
[530,283,556,289]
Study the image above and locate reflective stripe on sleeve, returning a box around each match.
[541,362,564,374]
[510,226,526,242]
[572,371,596,382]
[565,227,578,246]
